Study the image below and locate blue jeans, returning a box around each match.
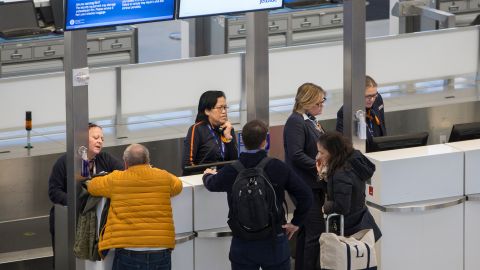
[229,233,291,270]
[113,248,171,270]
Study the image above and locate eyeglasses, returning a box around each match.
[213,105,229,111]
[365,93,378,100]
[315,97,327,106]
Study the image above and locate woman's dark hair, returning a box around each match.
[317,131,354,177]
[242,120,268,150]
[195,90,226,123]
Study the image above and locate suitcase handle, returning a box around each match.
[325,213,344,236]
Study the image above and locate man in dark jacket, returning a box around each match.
[48,123,123,266]
[203,120,313,270]
[336,76,387,152]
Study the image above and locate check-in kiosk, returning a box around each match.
[446,139,480,270]
[181,174,232,270]
[365,144,464,270]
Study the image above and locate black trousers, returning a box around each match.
[295,190,325,270]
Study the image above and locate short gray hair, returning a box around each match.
[123,144,150,166]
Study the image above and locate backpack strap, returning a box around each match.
[255,156,272,170]
[231,160,245,173]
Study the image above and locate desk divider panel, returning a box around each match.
[120,54,243,116]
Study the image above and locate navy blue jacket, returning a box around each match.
[203,150,313,227]
[284,112,325,190]
[336,94,387,152]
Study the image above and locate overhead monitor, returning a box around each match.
[369,132,429,152]
[178,0,284,19]
[448,122,480,142]
[0,0,39,32]
[65,0,175,31]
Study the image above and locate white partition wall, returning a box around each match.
[120,54,243,116]
[269,26,478,99]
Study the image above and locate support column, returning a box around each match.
[245,11,269,125]
[62,29,89,270]
[343,0,366,152]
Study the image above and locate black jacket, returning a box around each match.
[203,150,313,227]
[336,94,387,151]
[48,152,123,206]
[323,150,382,241]
[283,112,325,190]
[182,121,238,175]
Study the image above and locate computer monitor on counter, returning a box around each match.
[369,132,429,152]
[448,122,480,142]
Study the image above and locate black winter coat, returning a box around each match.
[323,150,382,241]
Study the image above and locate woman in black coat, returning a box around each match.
[283,82,327,270]
[316,132,382,241]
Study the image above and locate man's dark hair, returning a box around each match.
[242,120,268,150]
[195,90,226,123]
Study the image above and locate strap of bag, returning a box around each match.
[345,242,351,270]
[231,160,245,173]
[365,242,371,268]
[256,156,272,170]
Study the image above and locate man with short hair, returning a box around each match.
[203,120,313,270]
[87,143,183,270]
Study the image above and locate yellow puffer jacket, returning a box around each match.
[87,164,183,251]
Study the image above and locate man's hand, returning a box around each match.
[282,223,299,240]
[204,168,217,175]
[221,121,233,140]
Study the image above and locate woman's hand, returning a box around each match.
[221,120,233,140]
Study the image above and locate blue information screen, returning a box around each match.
[65,0,175,30]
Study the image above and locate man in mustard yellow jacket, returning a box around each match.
[87,143,183,270]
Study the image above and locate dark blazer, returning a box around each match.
[48,152,124,206]
[336,94,387,151]
[283,112,325,190]
[323,150,382,241]
[182,121,238,175]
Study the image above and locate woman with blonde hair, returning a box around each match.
[283,82,327,270]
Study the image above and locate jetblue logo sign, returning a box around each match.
[259,0,277,3]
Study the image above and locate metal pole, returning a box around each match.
[245,11,269,125]
[343,0,366,152]
[62,29,89,270]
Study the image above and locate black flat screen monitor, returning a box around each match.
[64,0,175,31]
[284,0,330,8]
[369,132,429,152]
[50,0,64,31]
[178,0,284,19]
[448,122,480,142]
[0,0,39,32]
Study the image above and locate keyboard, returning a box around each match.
[0,28,52,39]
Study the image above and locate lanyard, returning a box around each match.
[207,125,225,159]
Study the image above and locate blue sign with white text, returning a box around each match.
[65,0,175,30]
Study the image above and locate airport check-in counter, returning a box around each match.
[172,181,194,270]
[180,174,232,270]
[446,139,480,270]
[365,144,464,270]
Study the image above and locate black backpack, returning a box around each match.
[229,157,281,240]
